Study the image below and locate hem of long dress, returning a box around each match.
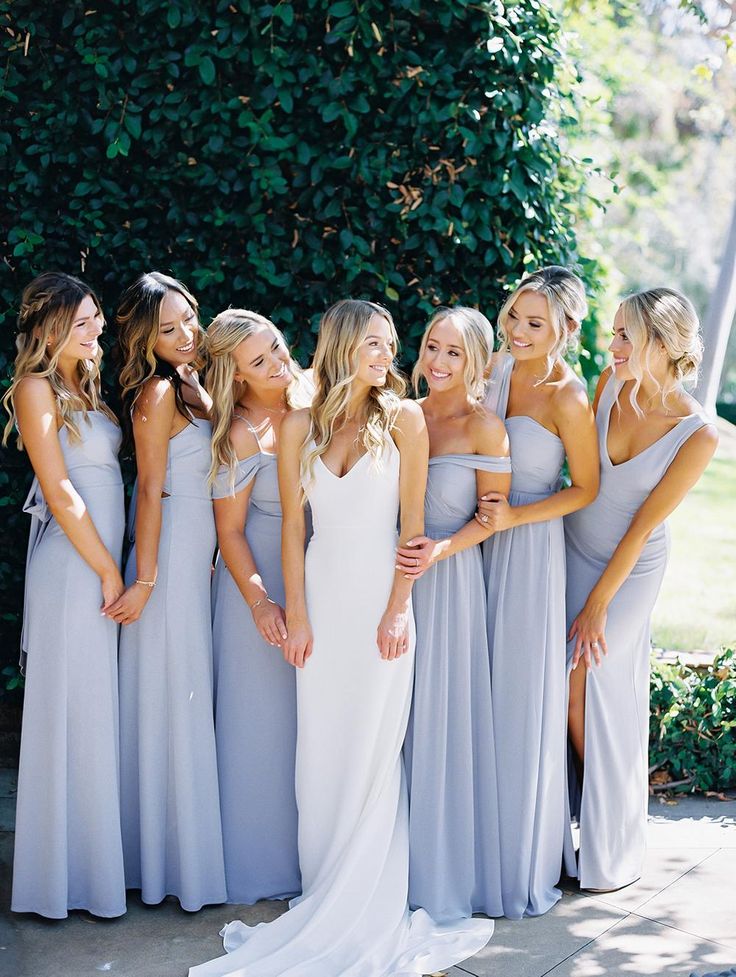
[132,888,227,913]
[579,873,641,892]
[503,886,563,921]
[226,890,298,907]
[11,902,127,920]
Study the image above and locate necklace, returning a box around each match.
[236,399,288,415]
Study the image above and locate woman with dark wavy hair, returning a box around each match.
[110,271,226,911]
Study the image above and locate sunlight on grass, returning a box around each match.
[653,422,736,652]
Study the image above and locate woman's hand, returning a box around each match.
[104,580,154,625]
[252,600,288,648]
[395,536,443,579]
[377,603,411,661]
[475,492,514,532]
[569,600,608,669]
[283,618,313,669]
[100,568,125,616]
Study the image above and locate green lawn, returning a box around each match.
[652,419,736,652]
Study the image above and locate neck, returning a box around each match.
[424,385,473,416]
[344,382,372,422]
[511,353,555,384]
[238,386,288,412]
[633,372,673,410]
[57,357,81,392]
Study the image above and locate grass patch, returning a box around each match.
[652,422,736,651]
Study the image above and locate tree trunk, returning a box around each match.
[695,195,736,415]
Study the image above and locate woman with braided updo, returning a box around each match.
[2,272,126,918]
[564,288,717,893]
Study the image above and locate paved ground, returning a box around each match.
[0,769,734,977]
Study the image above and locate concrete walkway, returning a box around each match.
[0,769,734,977]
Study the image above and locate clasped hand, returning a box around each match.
[474,492,514,532]
[252,599,288,648]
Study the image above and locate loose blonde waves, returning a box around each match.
[301,300,405,490]
[205,308,311,490]
[618,287,703,415]
[2,272,115,449]
[412,305,494,403]
[116,271,204,423]
[497,265,588,380]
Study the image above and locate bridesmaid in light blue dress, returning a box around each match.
[110,272,226,911]
[205,309,312,904]
[4,273,126,918]
[479,267,599,919]
[397,307,510,921]
[565,289,717,892]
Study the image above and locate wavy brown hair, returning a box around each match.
[2,272,115,449]
[116,271,204,426]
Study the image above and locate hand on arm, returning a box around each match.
[570,422,718,669]
[278,411,312,668]
[105,380,174,624]
[379,402,429,657]
[15,378,124,612]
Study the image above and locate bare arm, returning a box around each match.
[105,378,175,624]
[377,400,429,659]
[477,380,599,531]
[278,409,312,668]
[570,422,718,668]
[14,377,124,610]
[396,409,511,576]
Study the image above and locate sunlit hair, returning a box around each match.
[205,308,312,490]
[618,287,703,415]
[116,271,204,424]
[301,299,405,492]
[412,305,493,403]
[2,272,116,449]
[497,265,588,380]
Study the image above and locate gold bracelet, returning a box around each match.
[135,578,156,588]
[250,596,270,610]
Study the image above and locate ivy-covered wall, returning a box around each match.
[0,0,595,694]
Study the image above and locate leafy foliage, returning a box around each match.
[650,649,736,793]
[0,0,593,688]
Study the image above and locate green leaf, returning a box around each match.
[199,56,216,85]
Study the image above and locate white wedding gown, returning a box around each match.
[189,434,493,977]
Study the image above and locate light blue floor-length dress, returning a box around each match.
[483,354,568,919]
[211,424,300,904]
[405,452,511,921]
[12,411,126,918]
[119,418,226,911]
[563,373,708,890]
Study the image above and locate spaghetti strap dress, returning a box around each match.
[12,411,126,918]
[482,353,568,919]
[119,418,226,911]
[563,373,708,890]
[211,420,300,904]
[189,434,493,977]
[404,451,511,921]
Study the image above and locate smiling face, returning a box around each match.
[354,313,395,388]
[610,304,670,385]
[152,289,199,367]
[420,316,467,393]
[232,322,292,392]
[52,294,104,367]
[609,307,635,380]
[506,290,558,361]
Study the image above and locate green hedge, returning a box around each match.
[0,0,596,687]
[650,649,736,794]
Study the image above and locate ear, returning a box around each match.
[565,316,580,336]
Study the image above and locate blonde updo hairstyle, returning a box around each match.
[618,287,702,414]
[412,305,494,402]
[497,265,588,380]
[205,308,311,490]
[2,271,115,450]
[301,299,405,490]
[117,271,204,424]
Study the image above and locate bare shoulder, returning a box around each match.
[553,368,593,422]
[136,376,176,417]
[467,403,508,453]
[228,415,260,460]
[281,407,311,441]
[14,375,56,412]
[395,398,427,437]
[684,421,719,457]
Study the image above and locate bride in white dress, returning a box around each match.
[189,300,493,976]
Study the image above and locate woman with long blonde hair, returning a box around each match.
[565,288,717,892]
[477,266,599,918]
[190,299,492,977]
[3,271,126,918]
[108,271,226,911]
[396,306,511,921]
[206,308,309,904]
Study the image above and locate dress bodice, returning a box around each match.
[484,354,565,497]
[163,420,213,500]
[565,373,707,563]
[425,453,512,537]
[305,436,400,537]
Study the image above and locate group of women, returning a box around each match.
[3,265,717,977]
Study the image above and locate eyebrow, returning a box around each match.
[366,334,393,341]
